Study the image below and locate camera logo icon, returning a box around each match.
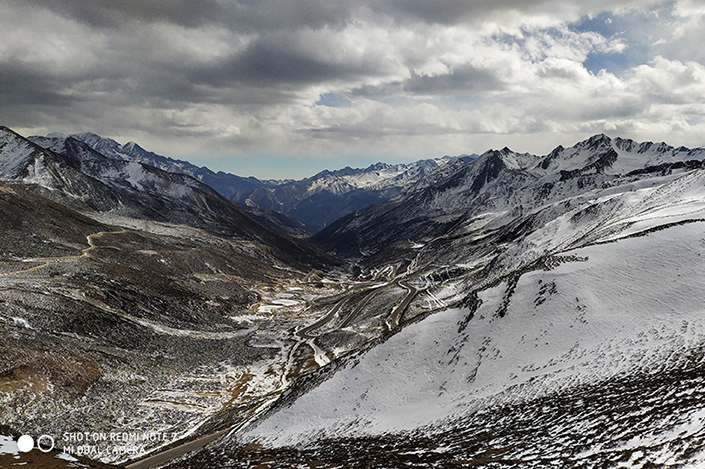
[16,434,55,453]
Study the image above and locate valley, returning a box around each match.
[0,182,436,467]
[2,128,705,468]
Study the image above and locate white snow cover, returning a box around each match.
[0,132,36,178]
[241,222,705,447]
[537,135,705,178]
[305,163,432,194]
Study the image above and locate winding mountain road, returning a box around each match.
[297,297,349,339]
[385,280,418,331]
[0,229,126,277]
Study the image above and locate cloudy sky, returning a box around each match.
[2,0,705,179]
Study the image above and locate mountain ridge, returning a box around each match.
[2,127,334,269]
[311,133,705,258]
[59,131,475,231]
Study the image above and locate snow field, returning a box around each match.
[241,222,705,447]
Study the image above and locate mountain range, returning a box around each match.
[2,127,705,468]
[1,128,332,268]
[54,131,474,231]
[313,133,705,258]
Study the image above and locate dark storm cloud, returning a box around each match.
[2,0,373,109]
[347,66,504,101]
[15,0,518,30]
[18,0,224,28]
[19,0,357,31]
[371,0,663,25]
[370,0,505,24]
[219,0,357,31]
[2,0,653,110]
[188,36,383,89]
[0,60,78,107]
[6,0,563,31]
[403,67,505,95]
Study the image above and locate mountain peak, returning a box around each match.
[469,149,508,192]
[590,132,611,141]
[581,133,613,151]
[123,141,143,152]
[0,127,55,180]
[365,162,393,172]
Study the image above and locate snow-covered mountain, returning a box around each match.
[232,221,705,467]
[1,127,329,268]
[312,134,705,257]
[29,132,312,238]
[61,132,281,200]
[171,134,705,468]
[61,131,474,230]
[240,158,470,230]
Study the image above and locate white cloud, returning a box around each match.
[630,56,705,102]
[2,0,705,177]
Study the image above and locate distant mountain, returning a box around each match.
[1,127,331,268]
[237,159,465,230]
[312,134,705,258]
[64,132,474,231]
[64,132,281,199]
[31,133,311,238]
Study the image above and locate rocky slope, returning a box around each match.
[0,129,360,467]
[0,180,280,465]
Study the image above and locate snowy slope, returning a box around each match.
[535,134,704,179]
[226,183,705,466]
[0,127,42,178]
[3,129,226,221]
